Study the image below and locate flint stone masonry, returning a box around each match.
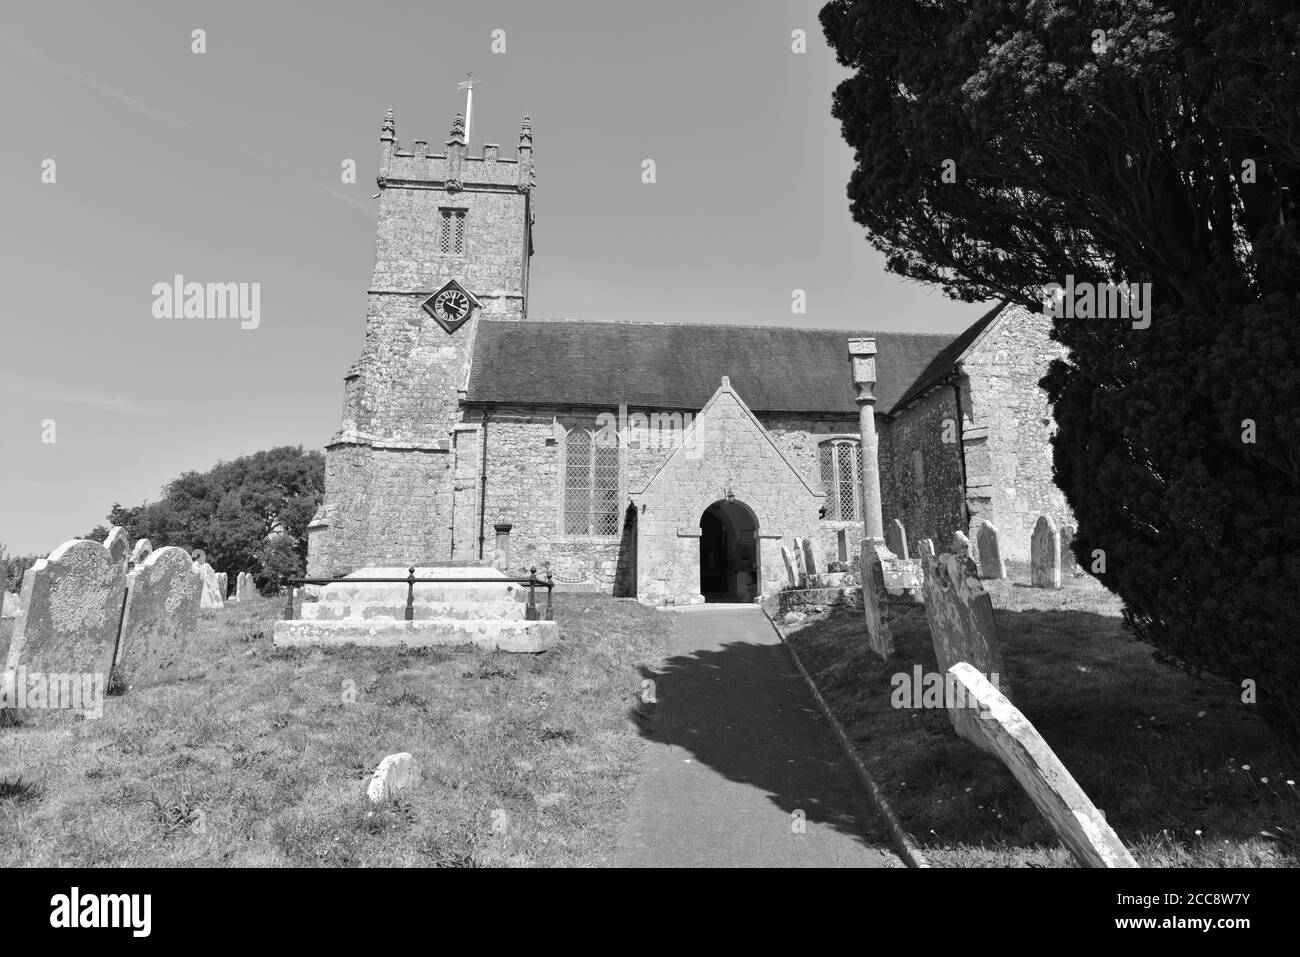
[5,539,127,677]
[947,663,1138,868]
[367,752,423,804]
[971,519,1006,580]
[115,546,202,689]
[129,539,153,566]
[1030,515,1062,589]
[920,551,1010,750]
[104,526,130,565]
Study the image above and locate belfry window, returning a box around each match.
[819,440,863,521]
[563,429,621,537]
[438,208,467,255]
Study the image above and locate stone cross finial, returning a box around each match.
[381,108,395,140]
[520,115,533,146]
[448,111,467,145]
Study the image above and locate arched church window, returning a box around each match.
[819,440,863,521]
[563,429,621,537]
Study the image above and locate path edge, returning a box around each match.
[763,609,930,869]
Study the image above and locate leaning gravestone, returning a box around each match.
[779,546,800,588]
[5,539,127,678]
[887,519,910,560]
[1030,516,1062,589]
[971,519,1006,580]
[920,551,1009,750]
[947,664,1138,868]
[861,541,895,658]
[129,538,153,566]
[195,562,224,609]
[114,546,202,689]
[952,530,975,563]
[799,538,819,577]
[792,540,809,586]
[104,526,131,566]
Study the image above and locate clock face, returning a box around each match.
[422,280,476,332]
[434,289,470,323]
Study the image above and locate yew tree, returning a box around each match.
[822,0,1300,754]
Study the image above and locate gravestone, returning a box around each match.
[115,546,202,689]
[917,538,936,559]
[779,546,800,588]
[104,526,131,565]
[888,518,910,560]
[1030,516,1062,589]
[196,562,224,609]
[947,663,1138,868]
[799,538,819,577]
[836,529,850,563]
[971,519,1006,580]
[861,541,895,658]
[5,539,127,678]
[792,540,809,586]
[367,752,422,804]
[236,571,255,602]
[952,530,975,562]
[1059,524,1078,576]
[129,538,153,566]
[920,551,1009,748]
[216,572,228,599]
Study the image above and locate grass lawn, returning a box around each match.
[780,565,1300,867]
[0,593,673,866]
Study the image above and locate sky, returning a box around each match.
[0,0,993,557]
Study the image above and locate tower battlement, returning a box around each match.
[379,109,535,193]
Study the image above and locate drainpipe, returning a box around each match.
[478,409,489,560]
[950,373,971,532]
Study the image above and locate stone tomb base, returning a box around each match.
[272,567,558,654]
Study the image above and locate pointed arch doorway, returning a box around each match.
[699,499,760,602]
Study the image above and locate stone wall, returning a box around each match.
[959,306,1074,563]
[881,386,966,555]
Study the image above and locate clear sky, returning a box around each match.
[0,0,993,556]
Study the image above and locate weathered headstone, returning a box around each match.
[128,538,153,566]
[952,530,975,562]
[103,526,131,565]
[5,539,127,678]
[947,663,1138,868]
[917,538,936,559]
[860,541,895,658]
[114,546,202,689]
[799,538,819,577]
[779,546,799,588]
[836,528,850,563]
[1059,524,1078,576]
[792,539,809,586]
[367,752,422,804]
[216,572,228,599]
[195,562,224,609]
[920,551,1010,747]
[971,519,1006,580]
[888,518,910,560]
[1030,516,1062,589]
[236,571,255,602]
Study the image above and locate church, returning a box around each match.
[305,107,1074,606]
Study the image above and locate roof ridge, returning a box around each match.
[480,317,959,337]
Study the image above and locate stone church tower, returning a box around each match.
[307,108,536,574]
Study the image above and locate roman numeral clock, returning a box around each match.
[422,279,480,333]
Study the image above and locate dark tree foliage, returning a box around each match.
[822,0,1300,754]
[102,447,324,593]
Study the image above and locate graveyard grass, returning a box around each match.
[782,567,1300,868]
[0,593,672,867]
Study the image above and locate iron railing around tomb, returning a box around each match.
[282,566,555,622]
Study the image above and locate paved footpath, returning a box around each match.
[615,606,899,868]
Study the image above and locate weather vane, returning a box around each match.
[457,73,477,146]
